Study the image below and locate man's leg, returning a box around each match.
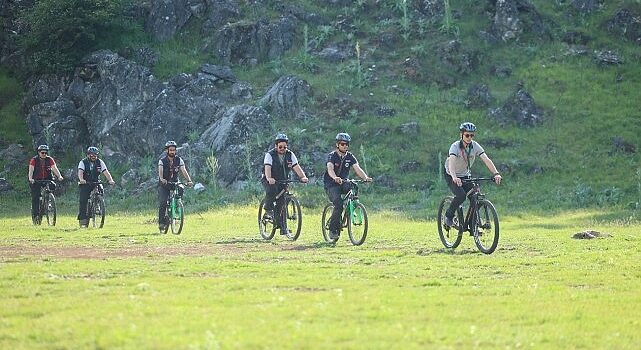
[30,183,41,223]
[158,185,170,230]
[262,181,279,219]
[326,185,343,235]
[77,184,91,226]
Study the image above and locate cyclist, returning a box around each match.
[158,141,193,232]
[324,133,372,240]
[261,133,309,235]
[77,146,116,227]
[28,145,64,224]
[443,122,502,228]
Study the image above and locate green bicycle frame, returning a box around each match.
[170,196,182,219]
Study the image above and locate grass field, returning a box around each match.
[1,205,640,349]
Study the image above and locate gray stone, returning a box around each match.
[145,0,194,41]
[200,64,237,83]
[437,40,477,75]
[259,75,311,119]
[231,82,253,100]
[465,83,493,109]
[398,122,420,135]
[594,50,623,65]
[120,169,142,189]
[487,84,543,127]
[0,178,13,193]
[202,0,240,33]
[605,9,641,44]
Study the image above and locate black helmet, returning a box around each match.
[87,146,99,155]
[165,140,178,149]
[37,145,49,152]
[459,122,477,132]
[335,133,351,143]
[275,133,289,143]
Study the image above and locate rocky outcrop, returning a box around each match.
[465,83,493,109]
[437,40,478,75]
[491,0,547,42]
[211,18,296,65]
[146,0,195,41]
[259,75,311,119]
[605,8,641,44]
[487,84,543,127]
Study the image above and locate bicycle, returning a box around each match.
[258,180,302,241]
[162,181,185,235]
[86,181,106,228]
[321,179,369,245]
[437,177,500,254]
[33,180,57,226]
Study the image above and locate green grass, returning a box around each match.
[0,69,29,145]
[1,207,640,349]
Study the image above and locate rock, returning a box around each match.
[612,136,636,154]
[26,98,85,153]
[211,18,295,65]
[316,44,352,62]
[490,65,512,78]
[0,143,28,174]
[122,46,159,68]
[0,178,12,193]
[231,82,253,100]
[414,0,445,20]
[487,84,543,127]
[572,230,611,239]
[23,75,70,107]
[201,0,240,33]
[120,169,142,189]
[491,0,547,42]
[465,83,493,109]
[437,40,478,75]
[259,75,311,119]
[562,31,591,45]
[145,0,194,41]
[376,105,396,117]
[199,64,237,83]
[193,182,206,192]
[594,50,623,65]
[398,122,419,135]
[605,8,641,44]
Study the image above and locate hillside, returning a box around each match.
[1,0,640,216]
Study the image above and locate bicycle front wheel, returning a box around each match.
[91,196,105,228]
[170,199,184,234]
[473,199,500,254]
[347,202,368,246]
[258,198,276,240]
[321,204,338,243]
[437,196,464,249]
[45,193,56,226]
[284,197,302,241]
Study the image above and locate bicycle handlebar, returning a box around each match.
[462,177,498,183]
[275,179,305,184]
[33,180,56,184]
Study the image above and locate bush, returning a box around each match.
[18,0,128,73]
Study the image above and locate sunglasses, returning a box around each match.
[39,151,48,154]
[463,133,475,138]
[338,142,349,146]
[277,145,288,150]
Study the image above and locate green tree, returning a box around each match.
[18,0,127,73]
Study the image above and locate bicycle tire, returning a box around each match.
[162,205,170,234]
[473,199,500,254]
[258,198,276,240]
[90,196,105,228]
[347,202,368,246]
[321,204,338,243]
[45,193,56,226]
[34,194,44,225]
[437,196,464,249]
[171,199,184,235]
[284,197,302,241]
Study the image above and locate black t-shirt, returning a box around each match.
[323,150,358,187]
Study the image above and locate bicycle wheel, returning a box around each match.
[258,198,276,240]
[170,199,184,235]
[45,193,56,226]
[437,196,464,249]
[321,203,338,243]
[91,196,105,228]
[473,199,500,254]
[347,202,368,246]
[284,197,302,241]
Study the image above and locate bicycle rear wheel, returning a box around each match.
[258,198,276,240]
[473,199,500,254]
[91,196,105,228]
[33,195,44,225]
[437,196,464,249]
[347,202,368,246]
[284,197,302,241]
[321,204,338,243]
[170,199,184,235]
[45,193,56,226]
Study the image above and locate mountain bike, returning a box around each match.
[86,181,106,228]
[321,179,369,245]
[33,180,57,226]
[162,181,185,235]
[437,177,500,254]
[258,180,302,241]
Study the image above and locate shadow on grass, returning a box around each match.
[416,247,480,256]
[215,238,271,245]
[281,242,338,250]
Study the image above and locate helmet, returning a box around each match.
[335,133,351,143]
[164,140,178,149]
[275,133,289,143]
[37,144,49,152]
[87,146,99,155]
[459,122,477,132]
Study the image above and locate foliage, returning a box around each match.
[18,0,131,74]
[0,70,28,144]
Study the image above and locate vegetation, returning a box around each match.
[1,208,640,348]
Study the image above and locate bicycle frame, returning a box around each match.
[342,180,364,225]
[167,182,184,219]
[462,178,493,229]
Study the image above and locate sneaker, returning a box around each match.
[159,225,166,233]
[280,228,290,236]
[444,216,454,227]
[329,230,340,240]
[263,210,274,221]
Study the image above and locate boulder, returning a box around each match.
[414,0,445,21]
[594,50,623,65]
[0,143,28,174]
[145,0,194,41]
[491,0,547,41]
[259,75,311,119]
[201,0,241,33]
[465,83,493,109]
[231,82,253,100]
[605,9,641,44]
[199,64,237,83]
[0,178,12,193]
[437,40,478,75]
[398,122,420,135]
[487,84,543,127]
[211,18,295,65]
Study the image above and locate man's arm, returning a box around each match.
[51,165,63,181]
[292,164,308,183]
[180,166,193,186]
[264,164,275,185]
[78,169,86,184]
[102,169,116,185]
[158,165,166,184]
[28,164,35,183]
[480,153,502,185]
[352,164,372,182]
[447,155,462,187]
[326,162,342,184]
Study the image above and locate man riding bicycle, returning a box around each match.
[261,133,308,236]
[158,141,193,232]
[28,144,64,224]
[77,146,116,227]
[443,122,502,228]
[324,133,372,240]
